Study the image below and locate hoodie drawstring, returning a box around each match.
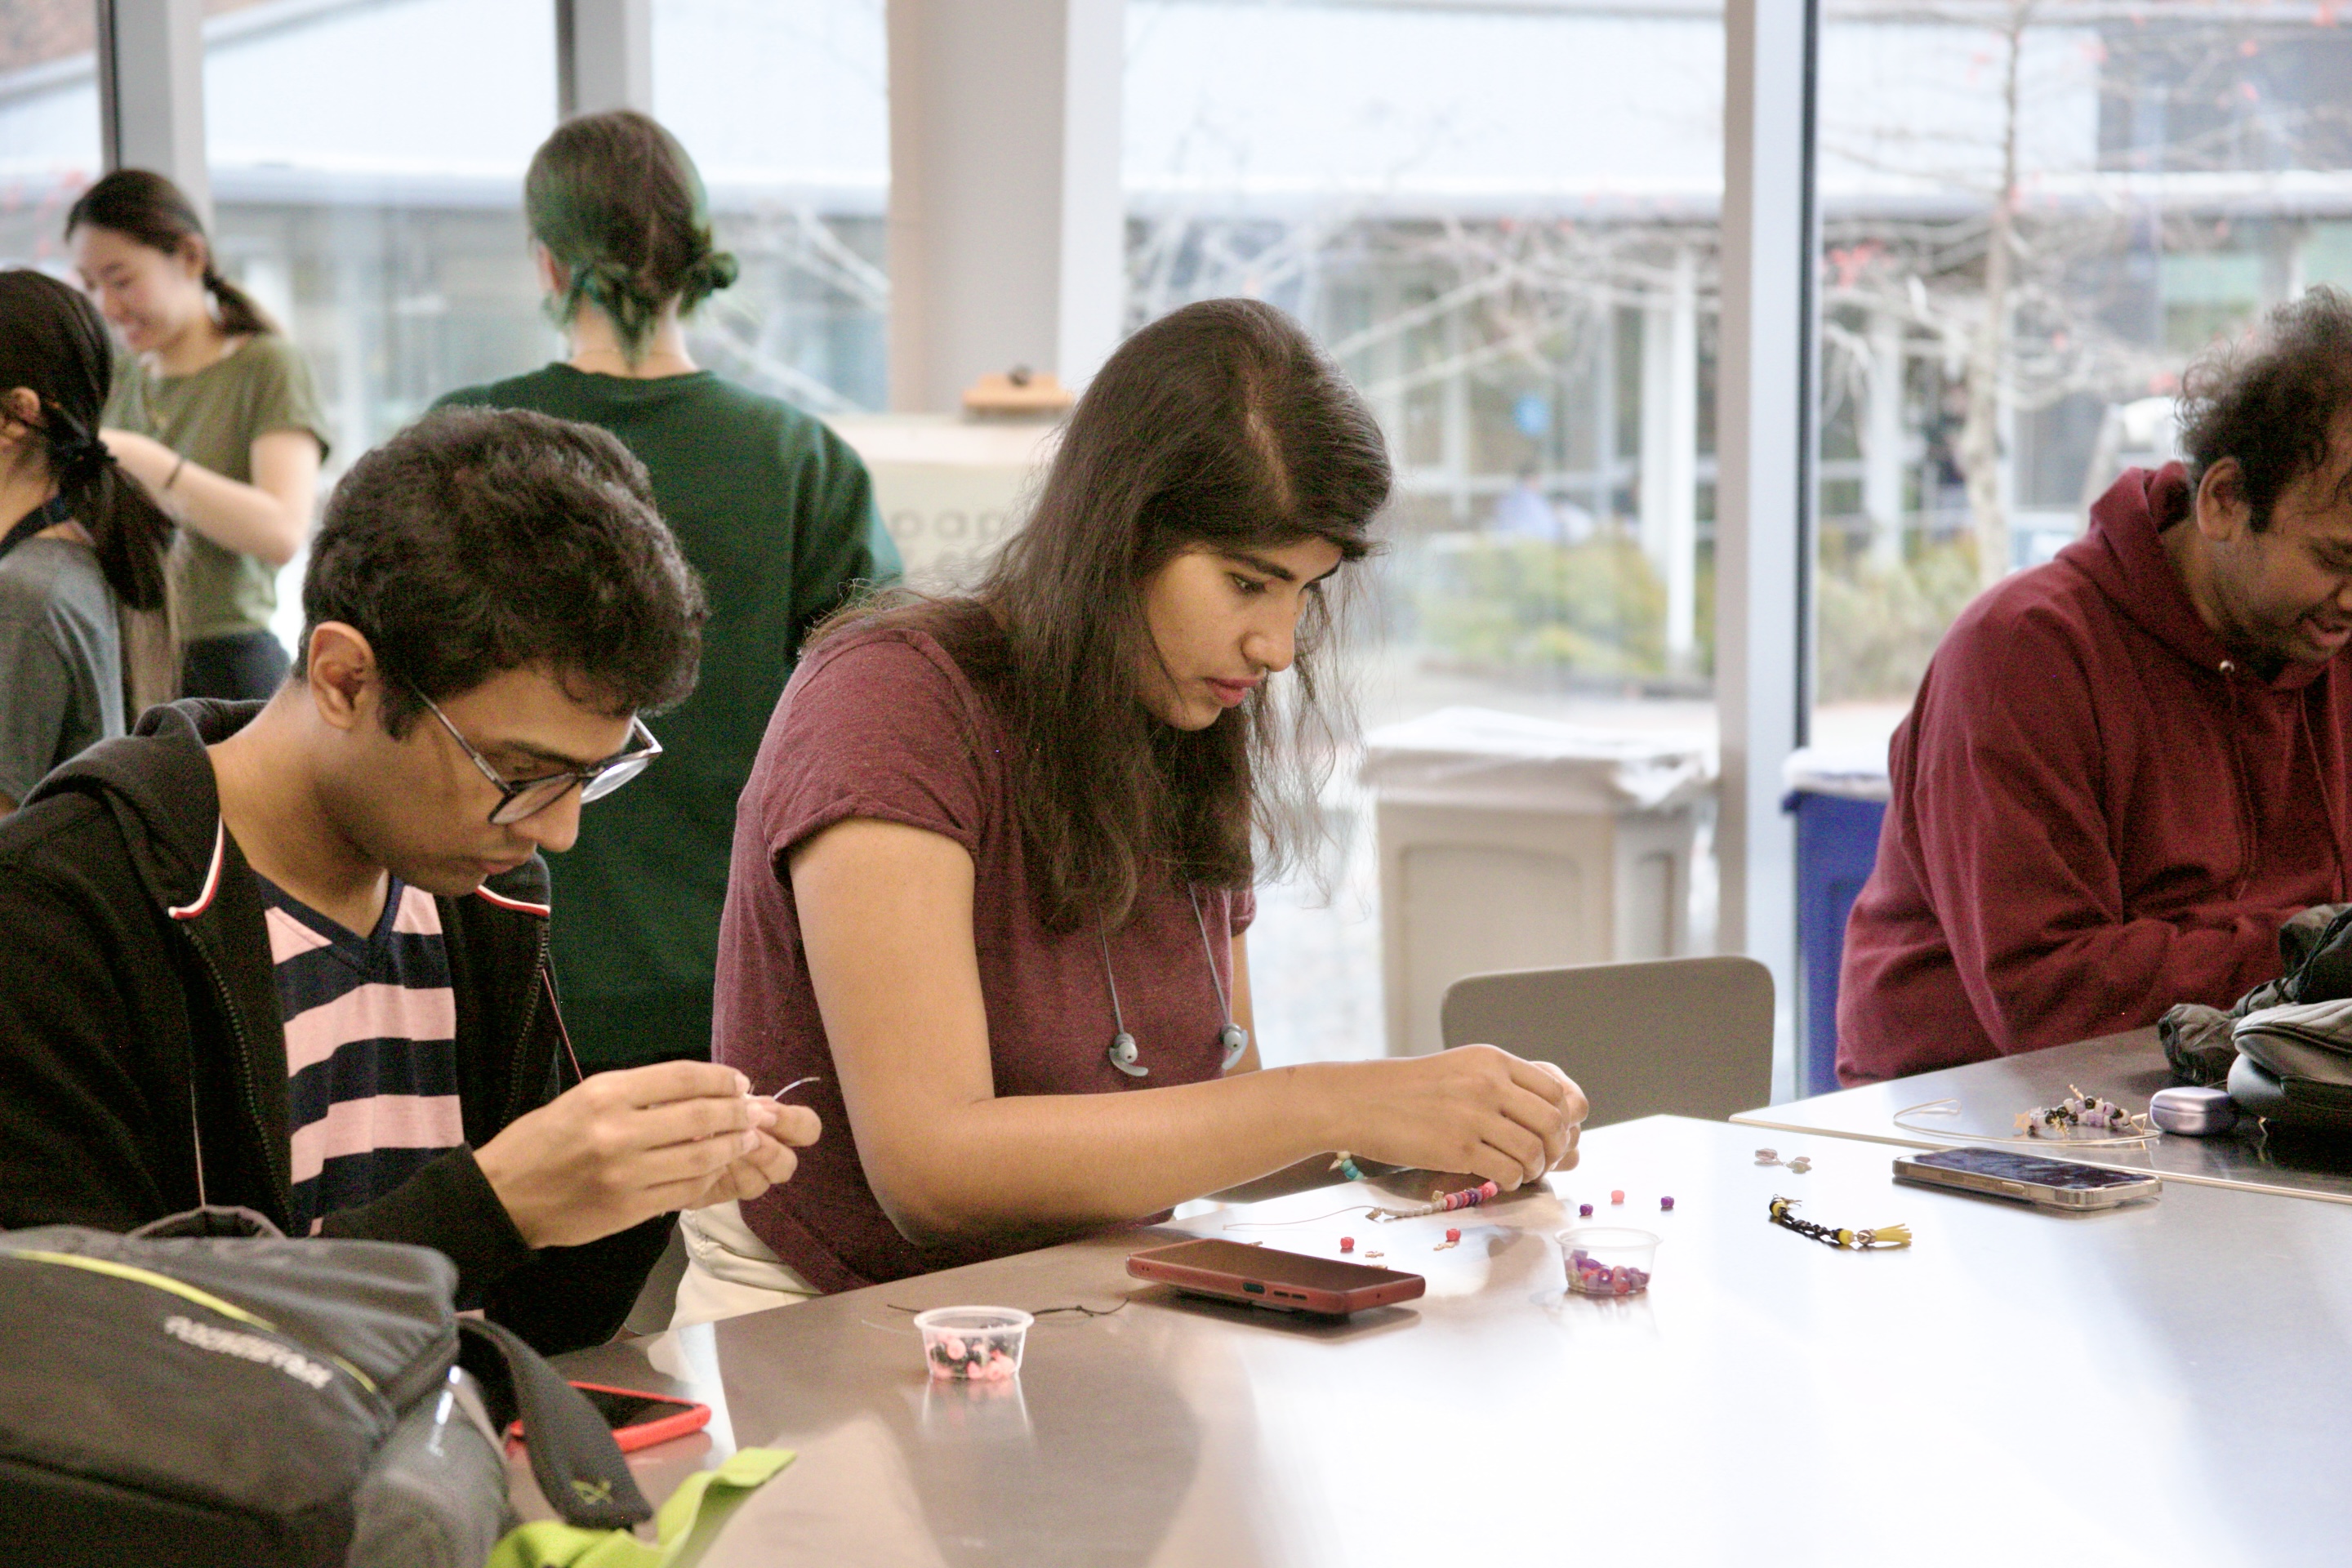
[2301,689,2350,903]
[2221,662,2259,900]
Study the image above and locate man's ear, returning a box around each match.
[2194,457,2253,541]
[303,622,380,733]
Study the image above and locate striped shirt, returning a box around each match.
[256,873,465,1236]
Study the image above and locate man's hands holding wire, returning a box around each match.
[476,1061,822,1249]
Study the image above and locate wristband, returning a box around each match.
[163,452,186,491]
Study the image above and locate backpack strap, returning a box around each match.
[456,1316,652,1530]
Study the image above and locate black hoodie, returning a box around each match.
[0,699,666,1354]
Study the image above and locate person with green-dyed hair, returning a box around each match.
[436,110,902,1082]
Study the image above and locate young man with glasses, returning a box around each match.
[0,406,816,1353]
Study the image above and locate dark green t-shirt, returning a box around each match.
[434,364,901,1067]
[105,334,330,641]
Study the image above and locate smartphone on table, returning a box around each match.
[1126,1237,1426,1316]
[507,1382,712,1453]
[1892,1147,2161,1211]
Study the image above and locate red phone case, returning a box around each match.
[507,1380,713,1454]
[1126,1238,1427,1316]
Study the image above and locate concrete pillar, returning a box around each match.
[557,0,653,118]
[886,0,1126,413]
[97,0,209,223]
[1716,0,1815,1098]
[1863,310,1905,570]
[1642,247,1700,668]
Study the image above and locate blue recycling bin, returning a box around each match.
[1786,788,1887,1098]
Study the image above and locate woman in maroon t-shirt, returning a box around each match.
[692,299,1587,1313]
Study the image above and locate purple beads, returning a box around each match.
[1566,1248,1652,1297]
[1660,1196,1676,1212]
[1578,1203,1594,1218]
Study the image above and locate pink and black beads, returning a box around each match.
[926,1330,1020,1382]
[1566,1247,1652,1297]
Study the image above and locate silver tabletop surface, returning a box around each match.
[1735,1027,2352,1205]
[528,1114,2352,1566]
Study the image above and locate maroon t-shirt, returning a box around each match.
[714,623,1254,1291]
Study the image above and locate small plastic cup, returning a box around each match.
[1561,1227,1659,1297]
[914,1306,1033,1382]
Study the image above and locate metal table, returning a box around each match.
[1735,1027,2352,1205]
[528,1114,2352,1566]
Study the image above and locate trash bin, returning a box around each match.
[1782,746,1891,1098]
[1360,707,1714,1058]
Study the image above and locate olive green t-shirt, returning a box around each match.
[434,364,902,1067]
[105,334,330,641]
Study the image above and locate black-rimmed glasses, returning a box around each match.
[406,683,662,826]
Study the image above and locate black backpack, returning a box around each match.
[2162,903,2352,1129]
[0,1207,652,1567]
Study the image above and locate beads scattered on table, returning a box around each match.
[1445,1227,1461,1243]
[1365,1250,1384,1261]
[1339,1236,1354,1254]
[1579,1203,1594,1218]
[1659,1196,1675,1212]
[1610,1190,1625,1205]
[1755,1148,1812,1174]
[1566,1248,1651,1297]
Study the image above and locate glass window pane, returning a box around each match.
[1128,1,1726,1063]
[0,1,102,270]
[652,0,889,412]
[1811,4,2352,757]
[205,0,558,460]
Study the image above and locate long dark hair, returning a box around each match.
[824,298,1391,931]
[526,111,739,364]
[65,169,278,338]
[0,269,179,710]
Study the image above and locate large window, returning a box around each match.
[1811,2,2352,757]
[204,0,559,466]
[0,0,102,270]
[1126,0,1727,1062]
[652,0,889,413]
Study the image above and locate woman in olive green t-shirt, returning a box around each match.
[69,170,328,701]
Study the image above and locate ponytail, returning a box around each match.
[0,268,181,710]
[525,111,737,365]
[199,266,278,338]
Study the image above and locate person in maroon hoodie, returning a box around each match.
[1840,287,2352,1084]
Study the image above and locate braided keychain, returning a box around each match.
[1767,1195,1912,1250]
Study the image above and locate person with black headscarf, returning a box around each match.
[0,269,176,813]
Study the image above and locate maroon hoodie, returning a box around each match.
[1837,465,2352,1085]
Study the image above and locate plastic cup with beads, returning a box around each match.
[915,1306,1034,1381]
[1561,1227,1659,1297]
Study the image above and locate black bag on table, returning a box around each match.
[0,1207,651,1567]
[2159,903,2352,1130]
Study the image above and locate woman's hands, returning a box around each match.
[1321,1046,1587,1192]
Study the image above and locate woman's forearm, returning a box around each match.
[860,1062,1354,1249]
[103,430,311,565]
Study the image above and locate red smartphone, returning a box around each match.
[508,1381,713,1453]
[1126,1238,1426,1316]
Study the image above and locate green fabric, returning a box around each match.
[434,365,901,1067]
[488,1446,795,1568]
[104,335,330,641]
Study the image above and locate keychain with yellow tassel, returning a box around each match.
[1767,1195,1912,1250]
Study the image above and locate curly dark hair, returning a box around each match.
[2178,285,2352,531]
[300,406,706,733]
